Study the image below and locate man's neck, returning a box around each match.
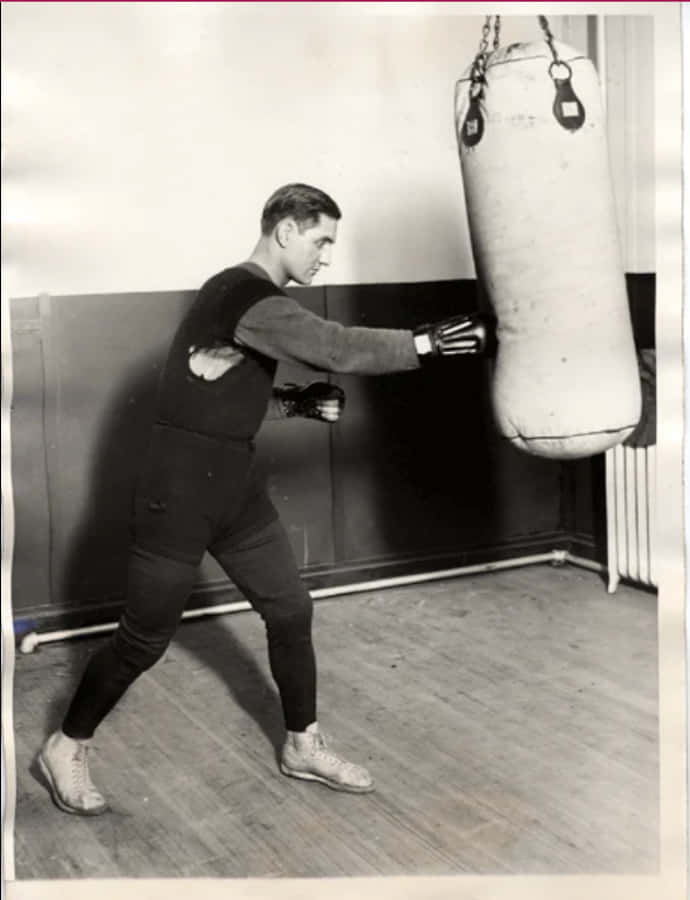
[247,243,289,287]
[240,259,275,284]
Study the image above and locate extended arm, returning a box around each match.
[243,293,493,422]
[236,294,494,375]
[235,295,419,375]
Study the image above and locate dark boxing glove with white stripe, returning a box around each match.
[413,312,496,359]
[275,382,345,423]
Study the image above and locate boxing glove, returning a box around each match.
[275,382,345,422]
[413,312,496,359]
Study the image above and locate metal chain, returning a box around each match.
[493,15,501,51]
[538,14,560,64]
[469,15,499,98]
[538,13,574,83]
[479,14,491,55]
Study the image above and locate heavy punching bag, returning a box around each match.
[455,17,641,459]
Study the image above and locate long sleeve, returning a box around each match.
[234,294,420,375]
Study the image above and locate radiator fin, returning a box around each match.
[606,445,656,592]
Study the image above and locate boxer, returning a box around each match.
[39,183,493,815]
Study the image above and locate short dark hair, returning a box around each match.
[260,183,341,235]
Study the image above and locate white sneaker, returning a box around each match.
[38,730,108,816]
[280,723,374,794]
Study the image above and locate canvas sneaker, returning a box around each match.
[38,730,108,816]
[280,723,374,794]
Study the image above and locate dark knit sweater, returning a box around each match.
[155,262,420,440]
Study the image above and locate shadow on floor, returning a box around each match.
[172,613,285,760]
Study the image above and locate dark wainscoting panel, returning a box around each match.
[11,291,190,624]
[10,284,328,627]
[325,280,563,568]
[10,274,654,633]
[626,273,655,350]
[9,297,52,618]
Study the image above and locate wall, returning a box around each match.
[10,273,654,630]
[4,8,657,629]
[602,15,656,273]
[10,280,568,631]
[3,5,587,297]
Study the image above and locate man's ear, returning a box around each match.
[275,218,295,248]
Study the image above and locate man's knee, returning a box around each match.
[110,616,173,674]
[116,544,198,673]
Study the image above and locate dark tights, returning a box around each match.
[62,518,316,739]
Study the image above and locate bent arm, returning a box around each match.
[264,393,289,421]
[235,295,420,375]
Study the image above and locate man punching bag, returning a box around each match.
[455,17,641,459]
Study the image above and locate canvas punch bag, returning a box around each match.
[455,16,641,459]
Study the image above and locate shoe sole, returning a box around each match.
[37,753,109,816]
[280,762,375,794]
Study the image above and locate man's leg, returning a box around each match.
[211,518,374,793]
[39,545,199,815]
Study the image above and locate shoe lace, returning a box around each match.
[71,743,98,795]
[311,731,359,773]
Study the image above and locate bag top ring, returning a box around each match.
[548,60,573,81]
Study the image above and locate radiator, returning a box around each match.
[605,444,657,592]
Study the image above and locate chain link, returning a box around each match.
[469,15,491,90]
[538,13,574,83]
[538,14,560,64]
[469,15,499,98]
[464,14,583,143]
[479,14,491,55]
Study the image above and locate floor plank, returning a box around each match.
[10,564,659,877]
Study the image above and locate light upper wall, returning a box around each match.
[603,15,655,274]
[2,5,651,297]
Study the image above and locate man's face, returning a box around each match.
[281,214,337,285]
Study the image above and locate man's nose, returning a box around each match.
[319,246,332,266]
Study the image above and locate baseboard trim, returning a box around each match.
[14,532,571,638]
[17,546,577,653]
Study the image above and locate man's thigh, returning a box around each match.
[210,518,311,620]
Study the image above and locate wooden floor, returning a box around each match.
[11,564,659,878]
